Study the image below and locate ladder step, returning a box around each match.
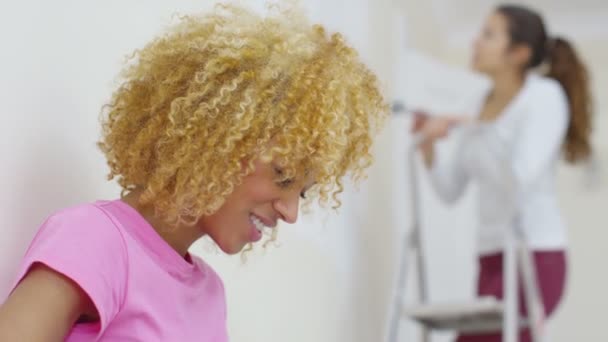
[403,297,528,333]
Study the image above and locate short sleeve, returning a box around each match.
[12,204,128,335]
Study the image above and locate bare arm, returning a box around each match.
[0,264,95,341]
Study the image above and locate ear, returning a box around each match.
[508,43,532,68]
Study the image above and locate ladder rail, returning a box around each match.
[389,123,548,342]
[503,220,546,342]
[503,220,519,342]
[409,133,431,342]
[388,132,429,342]
[519,237,546,341]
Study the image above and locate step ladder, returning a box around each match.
[387,131,546,342]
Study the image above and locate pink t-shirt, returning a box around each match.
[11,200,228,341]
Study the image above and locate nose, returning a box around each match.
[274,192,300,224]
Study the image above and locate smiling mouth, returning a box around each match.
[249,214,269,234]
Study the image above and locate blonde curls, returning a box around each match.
[98,2,387,228]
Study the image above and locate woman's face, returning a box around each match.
[198,158,313,254]
[472,12,512,75]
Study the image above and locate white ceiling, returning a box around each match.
[425,0,608,45]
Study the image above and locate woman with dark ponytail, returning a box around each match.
[412,4,593,341]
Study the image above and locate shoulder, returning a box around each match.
[28,202,129,270]
[521,74,569,123]
[48,202,112,223]
[526,74,568,106]
[42,202,126,242]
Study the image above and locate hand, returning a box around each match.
[420,117,452,141]
[413,114,463,168]
[411,111,429,133]
[411,112,470,142]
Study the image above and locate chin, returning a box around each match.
[471,61,482,72]
[217,241,244,255]
[473,64,492,76]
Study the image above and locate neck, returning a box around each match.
[122,189,204,258]
[490,69,525,100]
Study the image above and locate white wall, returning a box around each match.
[0,0,220,295]
[0,1,401,342]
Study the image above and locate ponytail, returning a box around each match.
[546,37,593,164]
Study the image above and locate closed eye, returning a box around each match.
[274,167,295,188]
[275,165,311,199]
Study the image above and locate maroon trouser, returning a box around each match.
[456,251,567,342]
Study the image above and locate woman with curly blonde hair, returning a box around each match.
[0,3,386,341]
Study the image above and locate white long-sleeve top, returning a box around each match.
[430,73,569,255]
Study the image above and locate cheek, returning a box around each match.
[489,35,511,61]
[237,172,280,205]
[475,40,507,70]
[473,42,491,71]
[244,185,277,204]
[197,200,246,254]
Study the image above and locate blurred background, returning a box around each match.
[0,1,605,341]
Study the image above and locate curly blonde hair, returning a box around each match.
[98,2,387,228]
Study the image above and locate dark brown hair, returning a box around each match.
[497,4,593,163]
